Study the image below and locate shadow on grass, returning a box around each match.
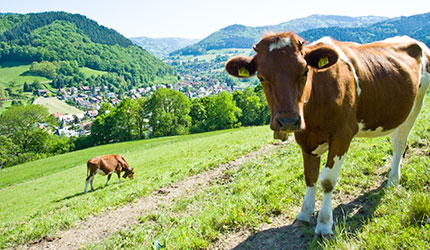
[55,186,104,202]
[232,182,386,250]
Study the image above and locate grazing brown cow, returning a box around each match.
[226,32,430,236]
[85,154,134,193]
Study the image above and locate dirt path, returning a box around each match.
[20,142,287,250]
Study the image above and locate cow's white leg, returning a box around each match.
[388,77,428,186]
[90,175,95,191]
[316,154,346,235]
[296,183,317,222]
[84,179,89,193]
[295,149,321,225]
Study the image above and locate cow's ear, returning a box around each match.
[305,46,339,69]
[225,56,257,78]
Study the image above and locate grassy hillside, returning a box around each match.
[1,93,429,249]
[0,12,176,88]
[0,61,50,88]
[90,93,430,249]
[33,97,83,115]
[0,126,273,248]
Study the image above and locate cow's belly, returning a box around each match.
[96,169,113,176]
[355,123,395,138]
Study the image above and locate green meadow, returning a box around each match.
[33,97,83,115]
[1,93,429,249]
[0,126,273,248]
[0,61,51,88]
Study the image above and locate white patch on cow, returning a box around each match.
[310,37,361,96]
[96,169,114,176]
[269,37,292,51]
[382,35,414,44]
[95,169,108,176]
[316,154,346,235]
[311,142,329,157]
[297,182,317,222]
[355,122,394,138]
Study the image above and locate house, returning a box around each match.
[37,89,49,96]
[52,112,63,119]
[106,92,116,98]
[87,110,98,118]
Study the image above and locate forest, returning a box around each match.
[0,12,176,92]
[0,86,269,167]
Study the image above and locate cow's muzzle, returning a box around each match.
[277,116,301,132]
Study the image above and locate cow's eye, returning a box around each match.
[258,77,264,82]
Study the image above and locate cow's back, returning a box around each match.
[87,155,120,174]
[334,38,426,132]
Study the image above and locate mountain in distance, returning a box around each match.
[299,12,430,46]
[130,37,200,58]
[171,14,388,56]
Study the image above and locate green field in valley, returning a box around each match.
[0,62,108,89]
[0,61,51,88]
[33,97,83,115]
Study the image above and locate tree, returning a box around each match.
[0,104,54,166]
[205,92,241,131]
[189,98,207,133]
[147,88,191,137]
[132,97,149,139]
[233,88,268,126]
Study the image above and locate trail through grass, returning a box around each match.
[0,126,273,248]
[86,94,429,249]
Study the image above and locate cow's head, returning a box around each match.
[123,167,135,179]
[225,32,339,139]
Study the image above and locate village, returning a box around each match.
[38,62,246,139]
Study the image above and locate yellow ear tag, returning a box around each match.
[318,57,329,68]
[238,67,250,77]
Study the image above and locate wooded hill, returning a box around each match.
[300,13,430,46]
[0,12,175,87]
[170,15,388,56]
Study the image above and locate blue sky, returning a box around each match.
[1,0,429,39]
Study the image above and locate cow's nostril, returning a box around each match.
[277,116,300,130]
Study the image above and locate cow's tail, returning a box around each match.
[86,161,90,177]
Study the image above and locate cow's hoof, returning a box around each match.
[293,219,310,228]
[314,233,335,241]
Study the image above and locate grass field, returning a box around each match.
[0,126,274,248]
[0,61,51,88]
[80,67,108,78]
[33,97,83,115]
[0,61,107,89]
[83,93,430,250]
[1,94,429,249]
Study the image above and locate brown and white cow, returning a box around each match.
[85,154,134,193]
[226,32,430,235]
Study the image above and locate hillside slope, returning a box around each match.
[130,36,199,58]
[0,12,175,86]
[171,15,387,56]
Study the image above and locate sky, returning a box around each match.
[1,0,430,39]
